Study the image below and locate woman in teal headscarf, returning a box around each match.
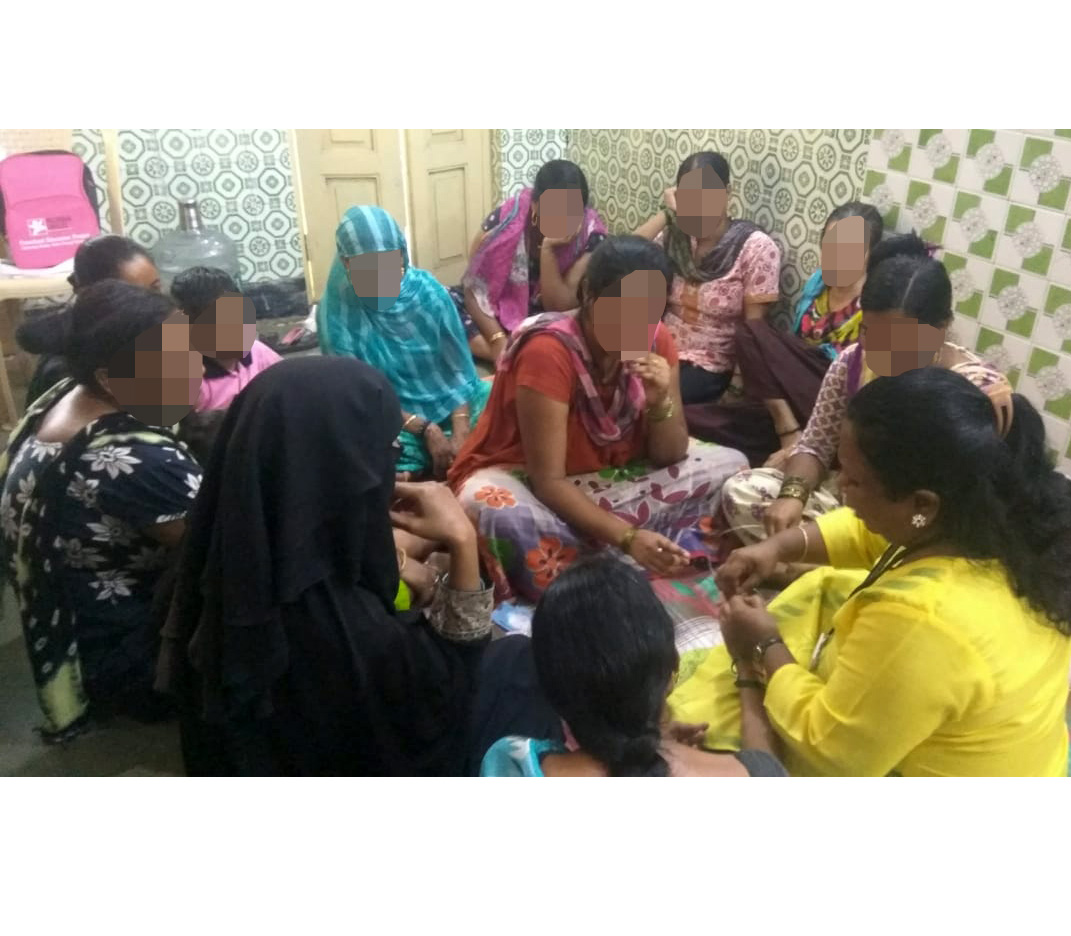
[318,206,491,480]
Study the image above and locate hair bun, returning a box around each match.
[866,232,930,273]
[606,730,667,777]
[15,309,74,356]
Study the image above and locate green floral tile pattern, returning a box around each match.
[73,129,302,283]
[493,129,570,201]
[869,129,1071,472]
[564,129,871,313]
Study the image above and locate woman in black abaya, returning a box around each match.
[156,357,493,775]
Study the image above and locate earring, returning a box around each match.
[911,514,928,529]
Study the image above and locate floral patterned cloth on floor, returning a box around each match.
[456,440,747,604]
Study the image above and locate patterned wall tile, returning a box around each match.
[564,129,871,317]
[870,129,1071,472]
[72,129,302,283]
[492,129,570,201]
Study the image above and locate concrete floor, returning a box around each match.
[0,586,183,776]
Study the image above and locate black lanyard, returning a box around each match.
[809,539,938,673]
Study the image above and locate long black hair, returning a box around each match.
[860,233,951,327]
[533,159,590,206]
[676,151,730,187]
[531,555,678,776]
[579,235,674,309]
[26,280,177,388]
[847,367,1071,632]
[825,201,884,249]
[16,235,155,356]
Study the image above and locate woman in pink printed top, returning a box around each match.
[635,152,782,407]
[171,267,282,413]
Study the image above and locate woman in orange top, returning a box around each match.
[449,236,748,603]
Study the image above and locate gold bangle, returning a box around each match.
[489,330,507,344]
[401,414,419,434]
[619,526,639,555]
[777,479,810,504]
[798,525,810,562]
[646,397,674,423]
[396,548,407,575]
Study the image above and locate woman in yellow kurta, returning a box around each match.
[671,367,1071,776]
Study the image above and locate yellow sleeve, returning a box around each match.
[815,507,890,570]
[763,597,982,776]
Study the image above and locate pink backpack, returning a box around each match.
[0,150,101,269]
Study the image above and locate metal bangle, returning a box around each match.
[647,397,674,423]
[755,635,785,661]
[777,481,810,504]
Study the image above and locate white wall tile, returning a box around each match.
[951,315,980,349]
[1000,332,1034,371]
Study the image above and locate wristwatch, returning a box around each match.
[753,635,785,665]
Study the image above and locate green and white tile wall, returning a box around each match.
[564,129,871,320]
[865,129,1071,471]
[72,129,303,283]
[492,129,571,201]
[61,126,1071,469]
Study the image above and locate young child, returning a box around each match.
[171,267,282,412]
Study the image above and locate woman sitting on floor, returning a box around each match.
[171,267,282,412]
[157,357,494,776]
[685,202,883,467]
[1,282,202,740]
[319,206,490,481]
[634,151,782,407]
[480,555,787,777]
[16,234,163,409]
[449,235,748,603]
[721,233,1013,545]
[454,159,608,362]
[670,367,1071,776]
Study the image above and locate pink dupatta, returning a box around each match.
[461,188,607,333]
[498,312,661,445]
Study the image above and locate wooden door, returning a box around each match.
[404,130,492,286]
[291,129,405,300]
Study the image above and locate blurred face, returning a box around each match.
[536,188,585,241]
[190,293,257,362]
[675,165,728,238]
[590,269,668,361]
[346,249,404,312]
[100,311,202,426]
[117,255,162,292]
[821,216,867,288]
[861,310,945,378]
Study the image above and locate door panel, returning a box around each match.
[291,129,404,299]
[405,129,492,286]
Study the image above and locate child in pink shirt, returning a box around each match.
[172,267,282,412]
